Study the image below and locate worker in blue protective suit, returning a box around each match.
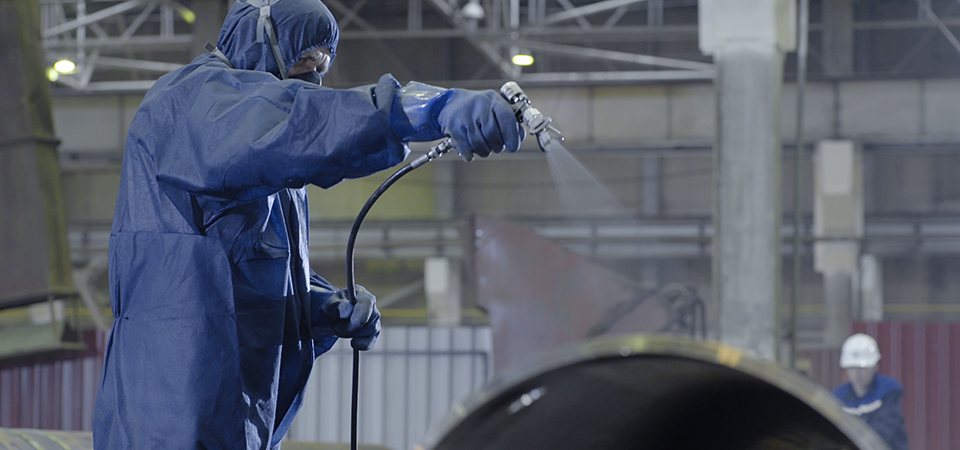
[92,0,523,448]
[832,333,909,450]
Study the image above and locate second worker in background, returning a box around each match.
[833,333,909,450]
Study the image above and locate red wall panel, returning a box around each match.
[0,331,106,431]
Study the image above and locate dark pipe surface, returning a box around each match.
[0,430,391,450]
[422,335,888,450]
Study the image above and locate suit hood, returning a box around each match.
[217,0,339,78]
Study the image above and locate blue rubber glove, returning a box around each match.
[391,82,524,162]
[313,285,381,350]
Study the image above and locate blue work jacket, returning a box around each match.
[833,373,909,450]
[93,1,409,448]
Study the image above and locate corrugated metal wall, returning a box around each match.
[803,322,960,450]
[0,326,491,450]
[852,322,960,450]
[0,331,105,431]
[286,326,493,450]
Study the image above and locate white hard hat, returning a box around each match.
[840,333,881,369]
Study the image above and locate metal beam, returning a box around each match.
[921,1,960,57]
[519,40,715,71]
[323,0,419,80]
[42,0,145,38]
[338,25,698,42]
[119,0,157,40]
[95,56,184,72]
[541,0,646,26]
[891,1,960,72]
[71,79,158,92]
[408,0,422,31]
[78,49,101,89]
[88,22,110,40]
[377,280,425,308]
[602,5,631,28]
[44,34,192,51]
[66,215,960,261]
[519,69,713,83]
[647,0,663,27]
[314,18,960,41]
[852,16,960,30]
[423,0,519,79]
[337,0,371,30]
[554,0,594,30]
[341,28,467,40]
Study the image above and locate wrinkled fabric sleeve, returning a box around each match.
[869,391,909,450]
[308,271,340,356]
[153,71,409,200]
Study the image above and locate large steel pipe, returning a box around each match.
[0,430,389,450]
[0,429,92,449]
[422,335,887,450]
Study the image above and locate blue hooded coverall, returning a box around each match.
[833,373,910,450]
[93,1,412,448]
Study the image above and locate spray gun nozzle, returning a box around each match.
[537,126,564,152]
[500,82,563,153]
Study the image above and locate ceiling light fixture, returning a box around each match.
[511,51,534,66]
[53,59,76,74]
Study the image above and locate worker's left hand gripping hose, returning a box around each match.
[312,284,381,350]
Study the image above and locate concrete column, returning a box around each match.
[0,0,77,306]
[821,0,854,77]
[647,0,664,27]
[712,44,783,359]
[813,140,863,346]
[857,254,883,322]
[425,257,461,326]
[823,272,852,346]
[641,155,661,217]
[700,0,795,360]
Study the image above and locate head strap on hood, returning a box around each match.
[238,0,289,78]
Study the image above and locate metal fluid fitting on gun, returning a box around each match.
[499,81,564,152]
[410,140,454,168]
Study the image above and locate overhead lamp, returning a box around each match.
[54,59,76,74]
[511,50,534,66]
[461,0,485,20]
[46,67,59,82]
[172,4,196,24]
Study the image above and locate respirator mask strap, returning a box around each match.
[239,0,289,79]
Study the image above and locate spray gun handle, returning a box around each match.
[500,82,528,112]
[500,82,544,130]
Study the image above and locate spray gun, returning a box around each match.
[499,81,564,152]
[410,82,564,170]
[345,81,559,450]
